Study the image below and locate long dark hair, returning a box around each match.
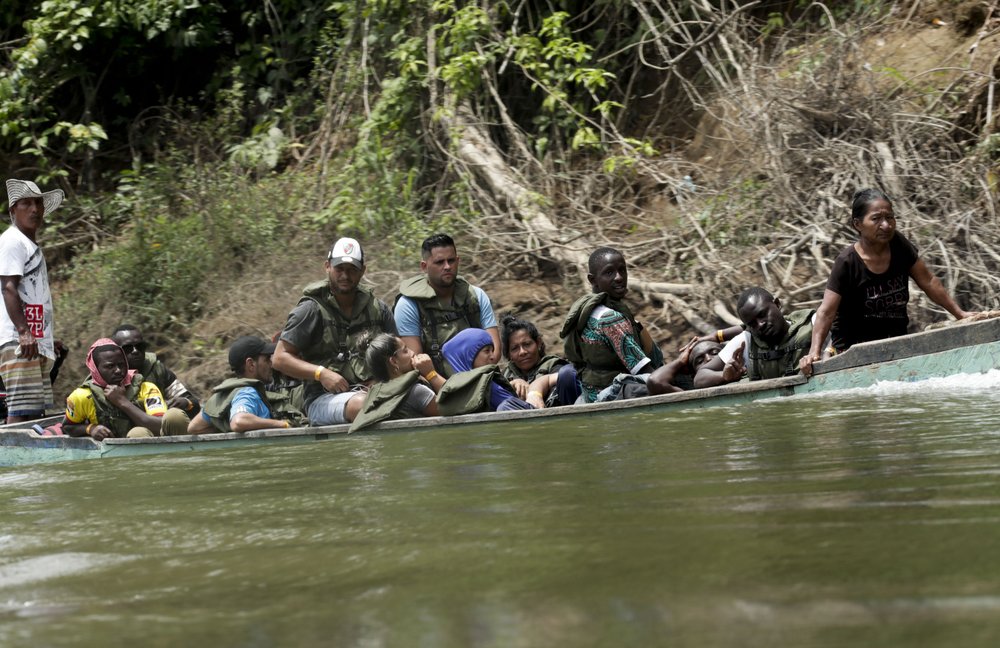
[358,332,399,382]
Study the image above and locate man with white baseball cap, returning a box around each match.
[1,179,65,422]
[273,237,397,426]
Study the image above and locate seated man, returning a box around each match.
[188,336,304,434]
[560,246,665,403]
[695,287,816,388]
[394,233,501,375]
[112,324,200,415]
[272,237,393,426]
[62,338,188,440]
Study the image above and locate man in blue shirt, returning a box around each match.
[394,233,500,375]
[188,336,293,433]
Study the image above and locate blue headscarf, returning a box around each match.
[442,328,517,411]
[441,328,492,373]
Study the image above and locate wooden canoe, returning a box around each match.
[3,316,999,467]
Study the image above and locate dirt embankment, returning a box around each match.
[49,5,1000,401]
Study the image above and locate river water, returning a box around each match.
[3,373,1000,647]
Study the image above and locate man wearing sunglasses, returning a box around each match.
[111,324,200,416]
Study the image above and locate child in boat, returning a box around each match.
[349,333,446,431]
[438,328,533,414]
[500,313,580,408]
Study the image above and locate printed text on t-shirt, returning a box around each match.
[24,304,43,336]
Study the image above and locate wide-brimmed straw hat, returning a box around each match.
[6,179,64,215]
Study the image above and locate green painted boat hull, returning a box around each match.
[3,317,999,466]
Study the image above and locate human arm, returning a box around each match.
[525,373,558,409]
[509,377,529,399]
[800,289,841,377]
[187,412,215,434]
[61,390,113,440]
[1,275,38,360]
[485,326,502,364]
[227,387,290,432]
[910,259,974,320]
[697,325,743,345]
[273,339,349,394]
[104,384,164,433]
[392,296,425,357]
[229,412,290,433]
[472,287,502,364]
[693,339,746,388]
[273,302,351,392]
[160,365,200,412]
[62,417,115,441]
[411,352,446,392]
[647,337,698,395]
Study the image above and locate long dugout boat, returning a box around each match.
[3,316,1000,467]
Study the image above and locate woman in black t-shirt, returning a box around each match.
[800,189,974,375]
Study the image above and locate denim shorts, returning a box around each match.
[307,388,364,425]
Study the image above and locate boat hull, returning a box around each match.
[3,317,999,466]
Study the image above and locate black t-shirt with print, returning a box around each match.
[827,232,919,351]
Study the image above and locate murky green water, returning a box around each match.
[3,375,1000,647]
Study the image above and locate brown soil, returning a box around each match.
[46,8,1000,403]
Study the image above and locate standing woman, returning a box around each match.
[800,189,974,375]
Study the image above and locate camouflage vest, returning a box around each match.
[397,275,482,376]
[298,281,386,384]
[201,377,306,433]
[747,309,815,381]
[349,371,423,433]
[83,374,149,438]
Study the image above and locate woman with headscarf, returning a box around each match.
[61,338,188,440]
[438,328,533,415]
[800,189,975,376]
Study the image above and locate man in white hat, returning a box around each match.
[272,237,397,426]
[1,179,65,423]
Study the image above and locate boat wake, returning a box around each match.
[782,369,1000,402]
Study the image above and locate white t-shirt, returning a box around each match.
[0,226,55,359]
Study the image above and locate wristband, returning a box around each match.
[528,390,543,399]
[716,329,724,343]
[314,365,324,381]
[424,370,439,381]
[86,423,93,437]
[283,421,291,428]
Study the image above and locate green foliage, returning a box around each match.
[60,157,311,335]
[1,0,335,182]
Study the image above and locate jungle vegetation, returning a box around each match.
[2,0,999,383]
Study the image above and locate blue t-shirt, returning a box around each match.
[394,284,497,337]
[200,386,271,425]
